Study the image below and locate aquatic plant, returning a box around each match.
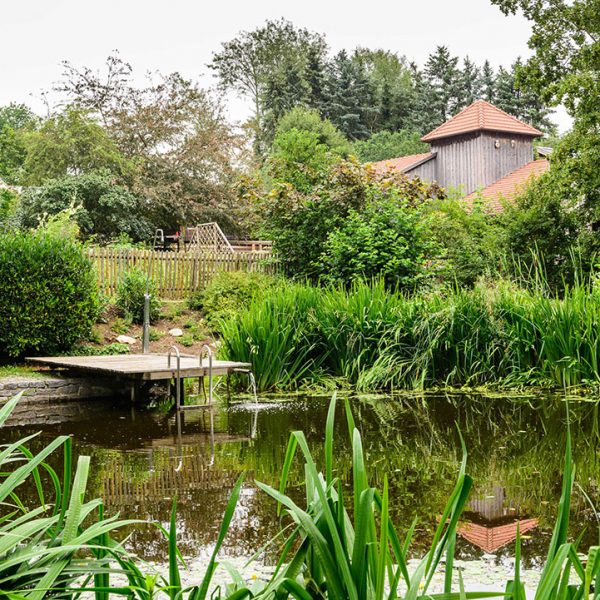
[220,278,600,391]
[0,393,137,598]
[219,282,326,390]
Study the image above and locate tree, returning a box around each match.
[54,56,244,233]
[320,193,436,289]
[351,48,415,133]
[275,107,350,155]
[260,157,444,280]
[209,19,327,152]
[17,171,154,242]
[457,57,482,108]
[352,130,427,162]
[22,106,129,185]
[481,61,496,102]
[491,0,600,130]
[423,46,461,124]
[323,50,377,140]
[0,104,38,185]
[267,129,339,193]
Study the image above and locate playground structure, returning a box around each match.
[154,222,272,254]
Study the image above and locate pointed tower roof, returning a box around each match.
[421,100,542,142]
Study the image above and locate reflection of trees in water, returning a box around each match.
[5,394,600,565]
[358,393,600,564]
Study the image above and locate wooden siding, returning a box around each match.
[480,133,533,188]
[427,132,534,195]
[405,156,437,181]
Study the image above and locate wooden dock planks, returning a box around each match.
[27,354,251,381]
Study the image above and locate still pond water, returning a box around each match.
[5,393,600,569]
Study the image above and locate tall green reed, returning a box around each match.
[220,276,600,391]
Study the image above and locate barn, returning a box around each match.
[371,99,549,211]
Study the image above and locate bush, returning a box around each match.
[17,171,154,242]
[352,129,428,162]
[0,231,100,357]
[116,268,160,324]
[320,194,437,289]
[189,271,279,329]
[261,158,444,281]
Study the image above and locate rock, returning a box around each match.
[116,335,136,345]
[169,328,183,337]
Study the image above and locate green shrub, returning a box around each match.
[320,195,436,289]
[116,268,160,324]
[189,271,279,329]
[0,230,100,357]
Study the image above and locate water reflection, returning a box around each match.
[4,393,600,566]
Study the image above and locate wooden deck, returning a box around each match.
[27,354,251,381]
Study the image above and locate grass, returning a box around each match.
[219,278,600,392]
[0,363,48,379]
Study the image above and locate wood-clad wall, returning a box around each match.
[405,156,437,182]
[421,132,534,195]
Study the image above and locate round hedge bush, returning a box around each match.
[0,231,100,357]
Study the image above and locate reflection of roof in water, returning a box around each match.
[458,486,538,552]
[458,518,539,553]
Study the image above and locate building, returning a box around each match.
[371,100,549,212]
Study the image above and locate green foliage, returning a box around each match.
[0,394,138,597]
[209,18,328,153]
[352,130,427,162]
[221,277,600,391]
[492,0,599,130]
[428,196,503,287]
[219,283,325,390]
[189,270,279,329]
[17,171,154,242]
[267,128,340,192]
[0,230,100,357]
[116,268,160,324]
[255,395,473,600]
[320,194,436,289]
[22,106,130,185]
[0,103,38,184]
[0,187,19,223]
[262,158,443,281]
[275,106,350,155]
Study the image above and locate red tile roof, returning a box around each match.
[422,100,542,142]
[464,159,549,213]
[458,518,538,553]
[370,152,434,174]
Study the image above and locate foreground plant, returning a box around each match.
[0,393,137,598]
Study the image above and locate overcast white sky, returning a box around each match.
[1,0,571,132]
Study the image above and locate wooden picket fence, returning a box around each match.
[87,247,275,299]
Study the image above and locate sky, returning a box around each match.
[0,0,571,132]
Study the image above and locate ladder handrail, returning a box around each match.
[200,344,213,404]
[167,346,182,410]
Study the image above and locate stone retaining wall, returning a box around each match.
[0,375,127,426]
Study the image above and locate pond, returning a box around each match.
[4,392,600,574]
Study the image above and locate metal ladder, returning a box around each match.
[167,345,215,410]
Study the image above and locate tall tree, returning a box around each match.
[423,46,461,124]
[480,60,496,103]
[323,50,377,140]
[55,55,244,232]
[209,19,327,153]
[457,57,482,108]
[491,0,600,129]
[351,48,415,132]
[22,106,128,185]
[0,104,38,185]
